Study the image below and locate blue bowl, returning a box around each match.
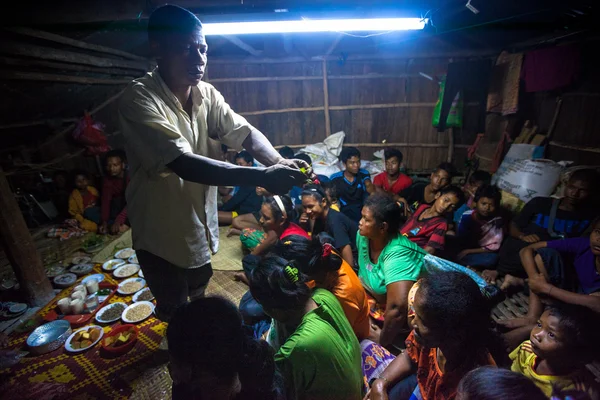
[26,320,72,355]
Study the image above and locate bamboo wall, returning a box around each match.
[207,57,483,172]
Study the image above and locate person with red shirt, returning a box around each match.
[400,186,464,255]
[99,150,130,235]
[374,148,412,199]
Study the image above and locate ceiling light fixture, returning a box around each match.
[202,18,427,35]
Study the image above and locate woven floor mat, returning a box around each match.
[211,227,245,271]
[206,270,248,306]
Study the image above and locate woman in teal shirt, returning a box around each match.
[357,193,426,348]
[249,255,363,400]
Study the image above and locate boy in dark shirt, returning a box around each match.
[397,162,454,217]
[330,147,374,222]
[487,169,599,288]
[99,150,130,235]
[218,151,262,225]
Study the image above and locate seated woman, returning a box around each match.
[274,233,371,340]
[357,193,425,348]
[399,186,464,255]
[364,271,497,400]
[248,255,363,400]
[301,184,358,266]
[456,184,504,268]
[68,171,100,232]
[499,217,600,348]
[227,187,270,236]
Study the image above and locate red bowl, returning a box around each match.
[101,324,139,354]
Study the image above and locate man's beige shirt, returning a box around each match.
[119,70,252,268]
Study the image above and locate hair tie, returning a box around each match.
[273,196,287,219]
[284,265,299,283]
[322,243,333,258]
[283,240,292,245]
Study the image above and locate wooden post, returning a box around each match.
[0,169,53,306]
[322,59,331,137]
[447,129,455,163]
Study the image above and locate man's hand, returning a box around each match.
[396,198,411,217]
[365,379,389,400]
[110,222,121,235]
[278,158,315,181]
[520,234,541,243]
[99,222,108,235]
[262,164,308,195]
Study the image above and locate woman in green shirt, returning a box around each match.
[357,193,426,348]
[249,255,363,400]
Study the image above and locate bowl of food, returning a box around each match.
[113,264,140,279]
[65,325,104,352]
[95,302,127,324]
[115,248,135,260]
[53,273,77,288]
[122,301,154,323]
[132,287,154,303]
[69,263,94,276]
[102,259,125,272]
[27,320,72,355]
[117,278,146,295]
[46,265,65,278]
[82,235,104,254]
[101,324,139,355]
[71,256,91,265]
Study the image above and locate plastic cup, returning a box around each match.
[71,291,86,301]
[85,278,99,294]
[70,299,84,314]
[85,294,99,311]
[74,285,87,295]
[57,298,71,315]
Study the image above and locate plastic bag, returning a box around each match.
[432,77,463,128]
[72,113,110,155]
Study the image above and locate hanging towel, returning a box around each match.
[487,51,523,115]
[521,45,580,92]
[438,59,492,132]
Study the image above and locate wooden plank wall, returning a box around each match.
[208,57,482,172]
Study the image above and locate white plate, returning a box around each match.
[121,301,155,323]
[95,302,127,324]
[69,263,94,276]
[132,287,154,303]
[128,255,138,264]
[115,248,135,260]
[113,264,140,279]
[82,274,105,285]
[117,277,146,295]
[102,259,125,271]
[53,273,77,288]
[72,256,91,265]
[64,325,104,353]
[137,269,144,278]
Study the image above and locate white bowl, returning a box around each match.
[113,264,140,279]
[121,301,155,323]
[53,273,77,288]
[102,259,125,271]
[117,277,146,295]
[64,325,104,353]
[132,287,154,303]
[95,302,128,324]
[115,248,135,260]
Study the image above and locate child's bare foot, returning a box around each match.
[233,272,249,286]
[482,270,499,284]
[500,274,525,291]
[497,316,537,330]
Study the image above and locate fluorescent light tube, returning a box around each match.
[202,18,427,35]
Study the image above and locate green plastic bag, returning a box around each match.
[432,77,463,128]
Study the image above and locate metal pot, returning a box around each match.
[26,320,72,355]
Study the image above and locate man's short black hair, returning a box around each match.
[340,147,361,164]
[278,146,295,160]
[235,151,254,165]
[474,184,501,205]
[294,153,312,166]
[105,149,126,163]
[148,4,202,44]
[435,162,455,178]
[383,148,403,164]
[469,170,492,185]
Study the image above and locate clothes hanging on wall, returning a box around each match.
[487,51,523,115]
[438,59,492,132]
[521,45,580,92]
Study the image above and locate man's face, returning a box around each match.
[430,169,451,191]
[106,157,124,177]
[475,196,496,218]
[345,156,361,175]
[75,175,88,191]
[385,156,400,177]
[564,179,592,206]
[154,28,207,88]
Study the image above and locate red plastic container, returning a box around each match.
[101,324,139,355]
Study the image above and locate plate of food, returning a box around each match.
[65,325,104,352]
[46,265,65,278]
[128,254,138,264]
[82,235,103,253]
[53,273,77,288]
[117,277,146,295]
[132,287,154,302]
[69,263,94,276]
[82,274,105,286]
[122,301,154,323]
[115,248,135,260]
[102,259,125,271]
[72,256,91,265]
[113,264,140,279]
[102,324,139,354]
[95,302,127,324]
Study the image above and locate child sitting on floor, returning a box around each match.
[68,171,100,232]
[400,185,464,255]
[218,151,262,226]
[453,170,492,226]
[397,162,454,217]
[510,304,599,399]
[456,184,504,268]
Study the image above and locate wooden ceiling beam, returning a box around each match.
[222,35,263,57]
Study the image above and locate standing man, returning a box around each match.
[119,5,308,321]
[99,150,129,235]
